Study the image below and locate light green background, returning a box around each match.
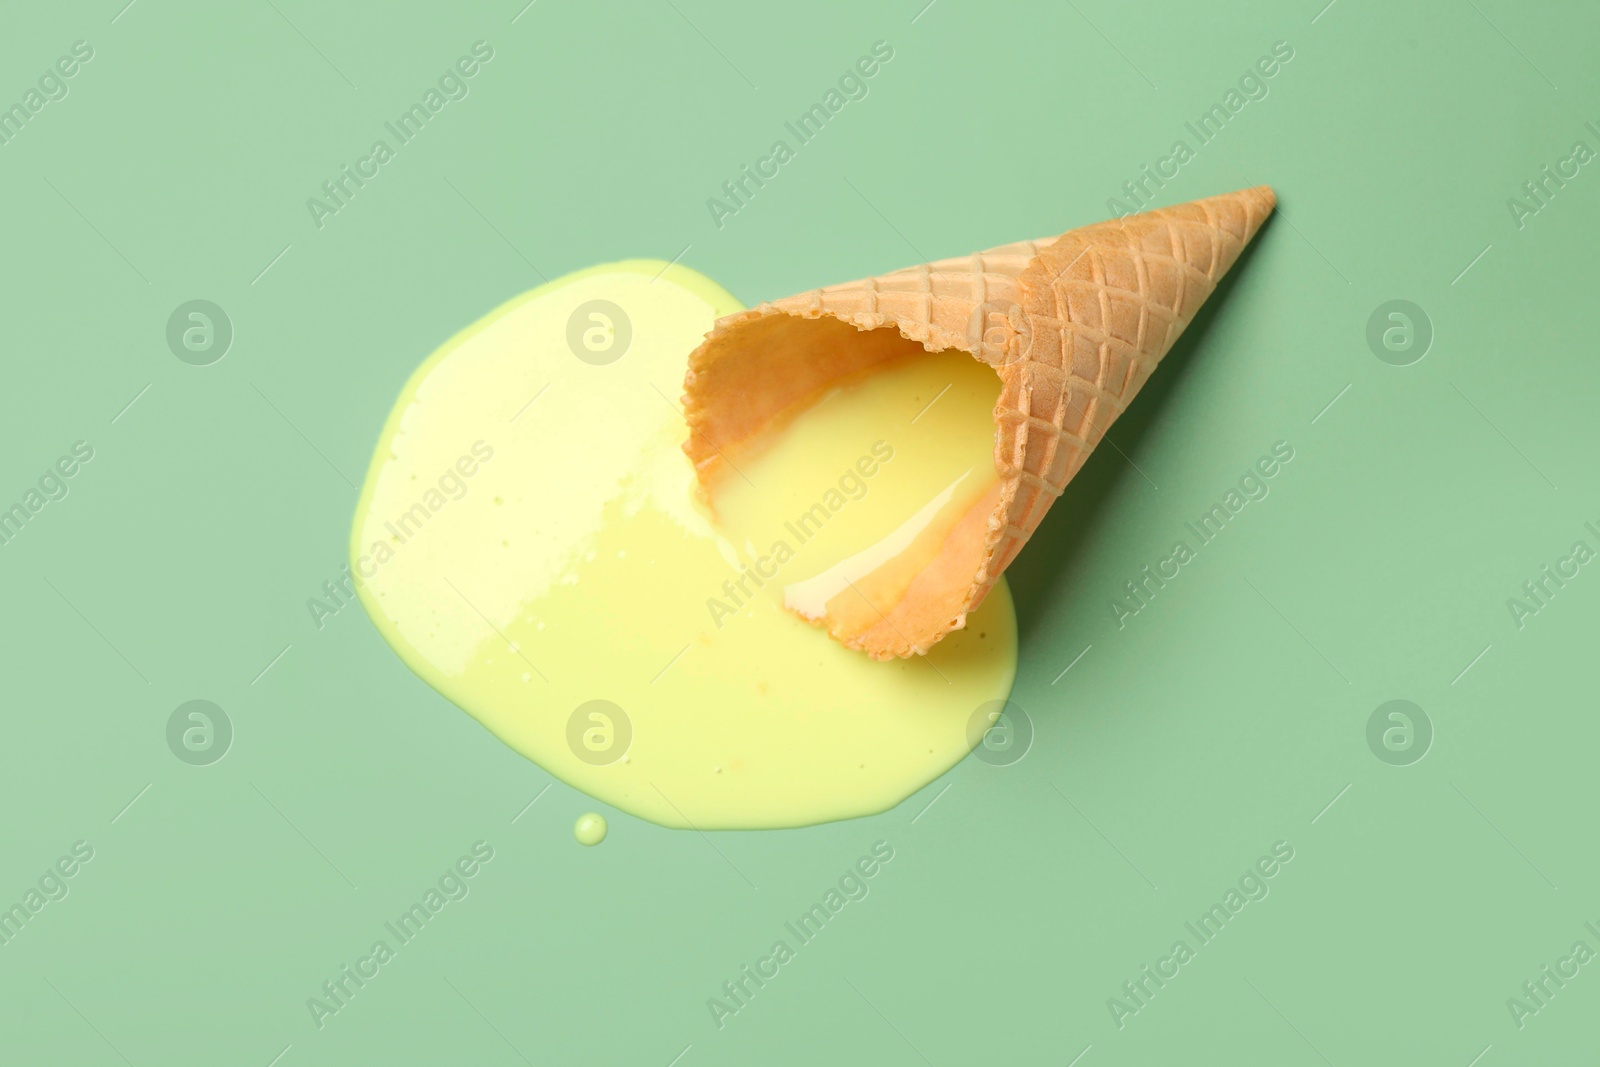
[2,1,1596,1063]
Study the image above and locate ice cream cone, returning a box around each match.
[682,186,1275,659]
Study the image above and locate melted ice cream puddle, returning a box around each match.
[352,263,1016,830]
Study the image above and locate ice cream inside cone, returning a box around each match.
[683,186,1276,659]
[705,347,1003,657]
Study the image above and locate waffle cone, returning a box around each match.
[682,186,1275,659]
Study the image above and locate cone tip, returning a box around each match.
[1242,184,1276,212]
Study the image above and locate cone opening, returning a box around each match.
[685,307,1006,659]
